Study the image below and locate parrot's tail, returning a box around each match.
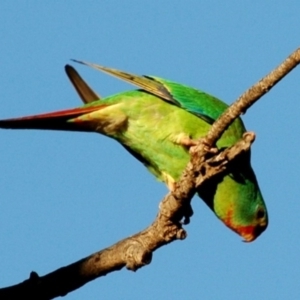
[0,105,105,132]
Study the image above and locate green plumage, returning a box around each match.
[0,62,268,241]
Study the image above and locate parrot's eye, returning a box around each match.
[256,207,265,220]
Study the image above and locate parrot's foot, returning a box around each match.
[189,139,219,156]
[179,136,198,147]
[171,133,198,148]
[173,134,219,156]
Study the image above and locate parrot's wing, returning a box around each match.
[71,60,174,102]
[72,60,227,124]
[65,65,101,104]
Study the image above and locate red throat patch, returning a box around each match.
[223,205,256,242]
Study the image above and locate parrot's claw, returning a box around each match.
[200,138,219,154]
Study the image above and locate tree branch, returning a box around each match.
[205,48,300,146]
[1,47,299,299]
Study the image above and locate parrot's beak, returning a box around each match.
[241,220,268,242]
[241,233,256,243]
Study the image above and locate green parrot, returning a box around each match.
[0,62,268,242]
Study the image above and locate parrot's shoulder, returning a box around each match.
[150,76,229,124]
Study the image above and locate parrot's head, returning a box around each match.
[198,158,268,242]
[221,201,268,242]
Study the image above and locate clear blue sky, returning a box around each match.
[0,1,299,299]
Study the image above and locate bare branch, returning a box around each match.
[0,133,254,299]
[205,47,300,146]
[1,47,299,299]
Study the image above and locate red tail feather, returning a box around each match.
[0,105,106,132]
